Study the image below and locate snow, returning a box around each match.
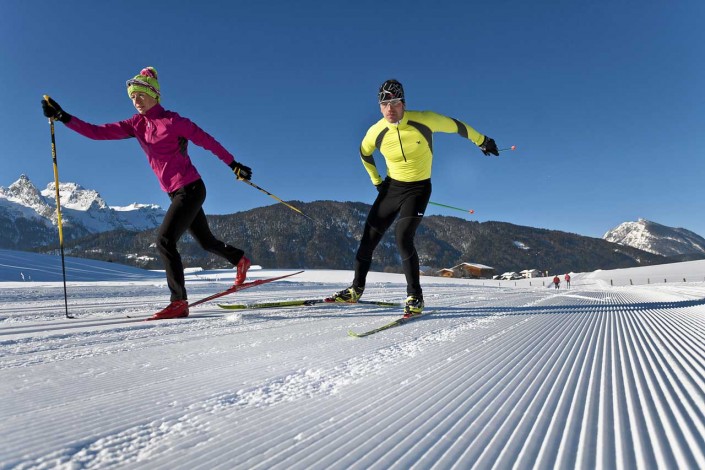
[513,240,530,250]
[2,249,705,469]
[1,176,164,236]
[604,218,705,257]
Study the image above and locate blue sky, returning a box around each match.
[1,0,703,238]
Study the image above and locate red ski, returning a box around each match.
[188,270,304,308]
[146,271,303,320]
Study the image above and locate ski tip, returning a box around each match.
[268,270,304,282]
[217,304,246,310]
[347,330,363,338]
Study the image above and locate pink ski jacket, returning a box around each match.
[65,104,235,193]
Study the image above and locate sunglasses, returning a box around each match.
[379,98,404,107]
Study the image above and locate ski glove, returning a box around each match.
[479,135,499,156]
[229,161,252,181]
[41,97,71,123]
[375,179,390,193]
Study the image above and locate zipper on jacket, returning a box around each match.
[395,126,407,161]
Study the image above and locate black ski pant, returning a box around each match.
[156,179,244,301]
[353,178,431,297]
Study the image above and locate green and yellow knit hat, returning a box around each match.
[126,67,160,101]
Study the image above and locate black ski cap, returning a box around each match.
[378,79,405,103]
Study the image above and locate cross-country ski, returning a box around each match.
[146,271,304,320]
[217,297,399,310]
[347,310,434,337]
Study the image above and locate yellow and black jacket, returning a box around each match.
[359,110,485,185]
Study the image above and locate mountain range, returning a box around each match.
[603,218,705,258]
[0,175,164,249]
[3,175,703,274]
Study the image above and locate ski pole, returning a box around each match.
[429,201,475,215]
[498,145,517,152]
[238,178,316,222]
[43,95,73,319]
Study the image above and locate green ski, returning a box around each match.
[218,298,400,310]
[348,311,434,337]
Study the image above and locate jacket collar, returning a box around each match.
[143,103,165,119]
[384,111,409,129]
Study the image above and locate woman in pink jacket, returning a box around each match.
[42,67,252,320]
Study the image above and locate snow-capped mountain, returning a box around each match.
[603,218,705,257]
[0,175,164,249]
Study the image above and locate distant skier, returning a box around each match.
[553,275,561,289]
[42,67,252,320]
[564,273,571,288]
[328,79,500,316]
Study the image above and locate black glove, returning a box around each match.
[479,135,499,156]
[375,178,390,193]
[41,97,71,123]
[229,161,252,181]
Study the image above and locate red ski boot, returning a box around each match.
[146,300,189,321]
[234,256,251,286]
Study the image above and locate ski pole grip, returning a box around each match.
[43,95,55,122]
[43,95,54,108]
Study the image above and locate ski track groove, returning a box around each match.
[630,308,705,467]
[2,283,705,468]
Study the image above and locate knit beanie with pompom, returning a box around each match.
[126,67,160,101]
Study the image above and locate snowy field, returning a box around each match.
[2,249,705,469]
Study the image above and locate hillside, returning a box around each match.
[604,218,705,258]
[44,201,665,274]
[0,175,164,250]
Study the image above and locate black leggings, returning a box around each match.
[157,179,244,301]
[353,178,431,297]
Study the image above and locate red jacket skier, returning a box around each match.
[42,67,252,320]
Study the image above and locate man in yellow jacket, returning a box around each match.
[328,79,500,316]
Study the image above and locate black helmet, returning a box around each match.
[378,79,405,103]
